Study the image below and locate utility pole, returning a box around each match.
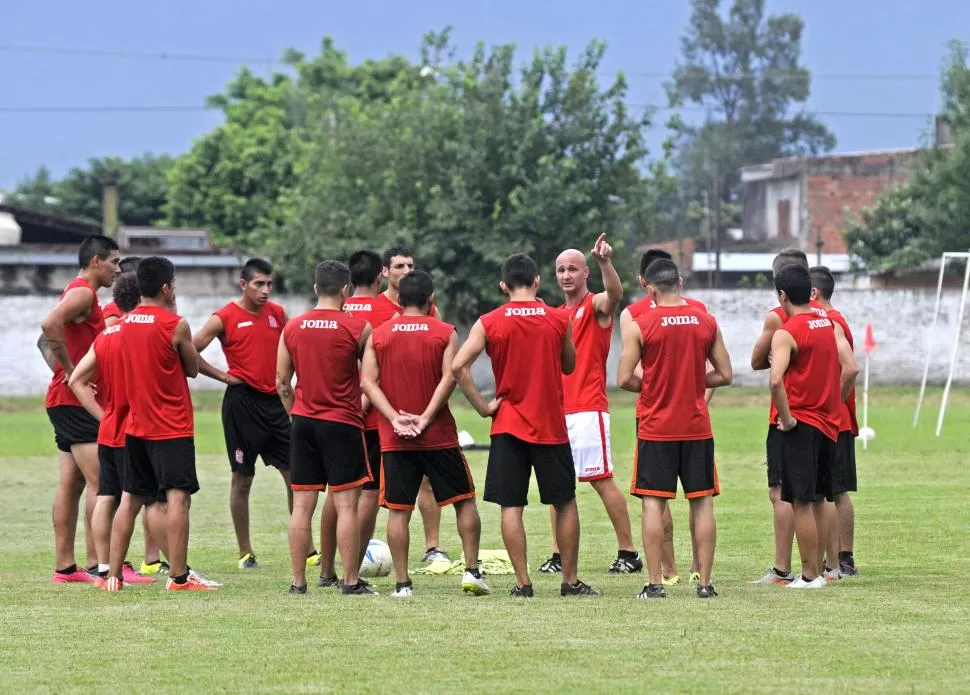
[712,162,722,289]
[703,190,713,289]
[101,177,119,238]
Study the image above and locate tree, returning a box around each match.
[11,156,173,226]
[666,0,835,283]
[273,32,661,323]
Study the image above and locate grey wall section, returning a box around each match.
[3,289,968,396]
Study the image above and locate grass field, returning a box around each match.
[2,387,969,693]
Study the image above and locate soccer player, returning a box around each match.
[277,260,376,595]
[541,233,642,575]
[192,258,300,570]
[41,234,120,583]
[102,256,143,327]
[315,249,392,586]
[810,265,860,577]
[68,272,158,587]
[617,258,733,599]
[373,244,448,564]
[617,247,707,585]
[361,270,490,598]
[108,256,212,591]
[453,253,599,597]
[767,264,858,589]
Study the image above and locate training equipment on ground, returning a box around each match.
[359,539,393,578]
[913,251,970,436]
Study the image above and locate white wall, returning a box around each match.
[3,288,968,396]
[764,176,802,241]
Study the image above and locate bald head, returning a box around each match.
[555,248,590,296]
[556,249,587,268]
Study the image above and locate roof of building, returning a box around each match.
[741,147,922,183]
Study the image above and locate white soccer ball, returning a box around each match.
[457,430,475,448]
[359,539,393,578]
[858,426,876,442]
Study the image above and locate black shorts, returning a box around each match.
[47,406,99,452]
[289,416,371,492]
[362,429,382,492]
[124,435,199,501]
[381,447,475,510]
[222,384,290,475]
[779,423,836,504]
[483,434,575,508]
[632,438,718,499]
[98,444,125,498]
[766,426,784,488]
[832,431,858,494]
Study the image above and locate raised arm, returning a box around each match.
[452,320,499,418]
[833,322,860,402]
[705,328,733,389]
[751,311,784,371]
[172,319,200,378]
[276,334,295,413]
[67,345,104,421]
[616,317,644,393]
[768,329,797,431]
[40,287,94,378]
[590,233,623,322]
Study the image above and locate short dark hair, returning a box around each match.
[382,244,412,269]
[774,264,812,305]
[136,256,175,298]
[112,272,141,313]
[241,258,273,282]
[78,235,119,268]
[314,260,350,297]
[772,248,808,274]
[639,248,672,278]
[399,270,434,308]
[644,258,680,293]
[501,253,539,290]
[119,256,142,274]
[809,265,836,301]
[349,249,382,287]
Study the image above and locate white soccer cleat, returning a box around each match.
[188,568,223,588]
[392,583,414,598]
[787,575,827,589]
[460,571,491,596]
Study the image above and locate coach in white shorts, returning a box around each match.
[539,234,643,575]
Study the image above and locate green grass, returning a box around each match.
[1,387,969,693]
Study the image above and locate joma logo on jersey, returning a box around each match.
[808,318,832,330]
[505,307,546,317]
[811,307,827,317]
[104,325,121,335]
[392,323,429,332]
[343,303,371,312]
[660,315,699,327]
[300,319,338,329]
[124,314,155,324]
[237,321,253,328]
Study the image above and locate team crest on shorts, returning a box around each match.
[268,316,279,328]
[235,448,245,464]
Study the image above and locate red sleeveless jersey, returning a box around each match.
[284,308,366,428]
[767,300,828,424]
[560,293,612,413]
[345,295,390,431]
[779,312,841,442]
[121,306,194,440]
[371,315,459,451]
[93,323,128,447]
[827,307,859,435]
[635,305,717,441]
[214,300,286,394]
[102,301,123,322]
[481,300,569,444]
[45,278,105,409]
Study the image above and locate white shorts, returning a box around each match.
[565,411,613,482]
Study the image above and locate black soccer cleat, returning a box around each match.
[636,583,667,599]
[510,584,535,598]
[341,581,379,596]
[539,555,562,573]
[839,561,859,577]
[607,553,644,574]
[288,584,307,595]
[318,574,340,588]
[696,584,718,599]
[561,580,601,597]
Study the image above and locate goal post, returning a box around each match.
[912,250,970,436]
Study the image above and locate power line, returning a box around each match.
[0,105,210,113]
[0,44,279,64]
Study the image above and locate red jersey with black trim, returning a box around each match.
[778,312,841,442]
[46,278,105,409]
[121,305,193,440]
[635,304,717,441]
[214,300,286,394]
[345,295,390,431]
[284,308,366,428]
[560,293,611,414]
[628,295,707,321]
[102,301,123,323]
[481,300,570,445]
[371,315,459,451]
[93,323,128,447]
[767,299,828,424]
[827,307,859,435]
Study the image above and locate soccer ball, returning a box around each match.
[858,426,876,442]
[359,539,393,578]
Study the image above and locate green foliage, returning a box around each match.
[273,32,662,323]
[12,156,174,226]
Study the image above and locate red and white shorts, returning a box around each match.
[565,411,613,482]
